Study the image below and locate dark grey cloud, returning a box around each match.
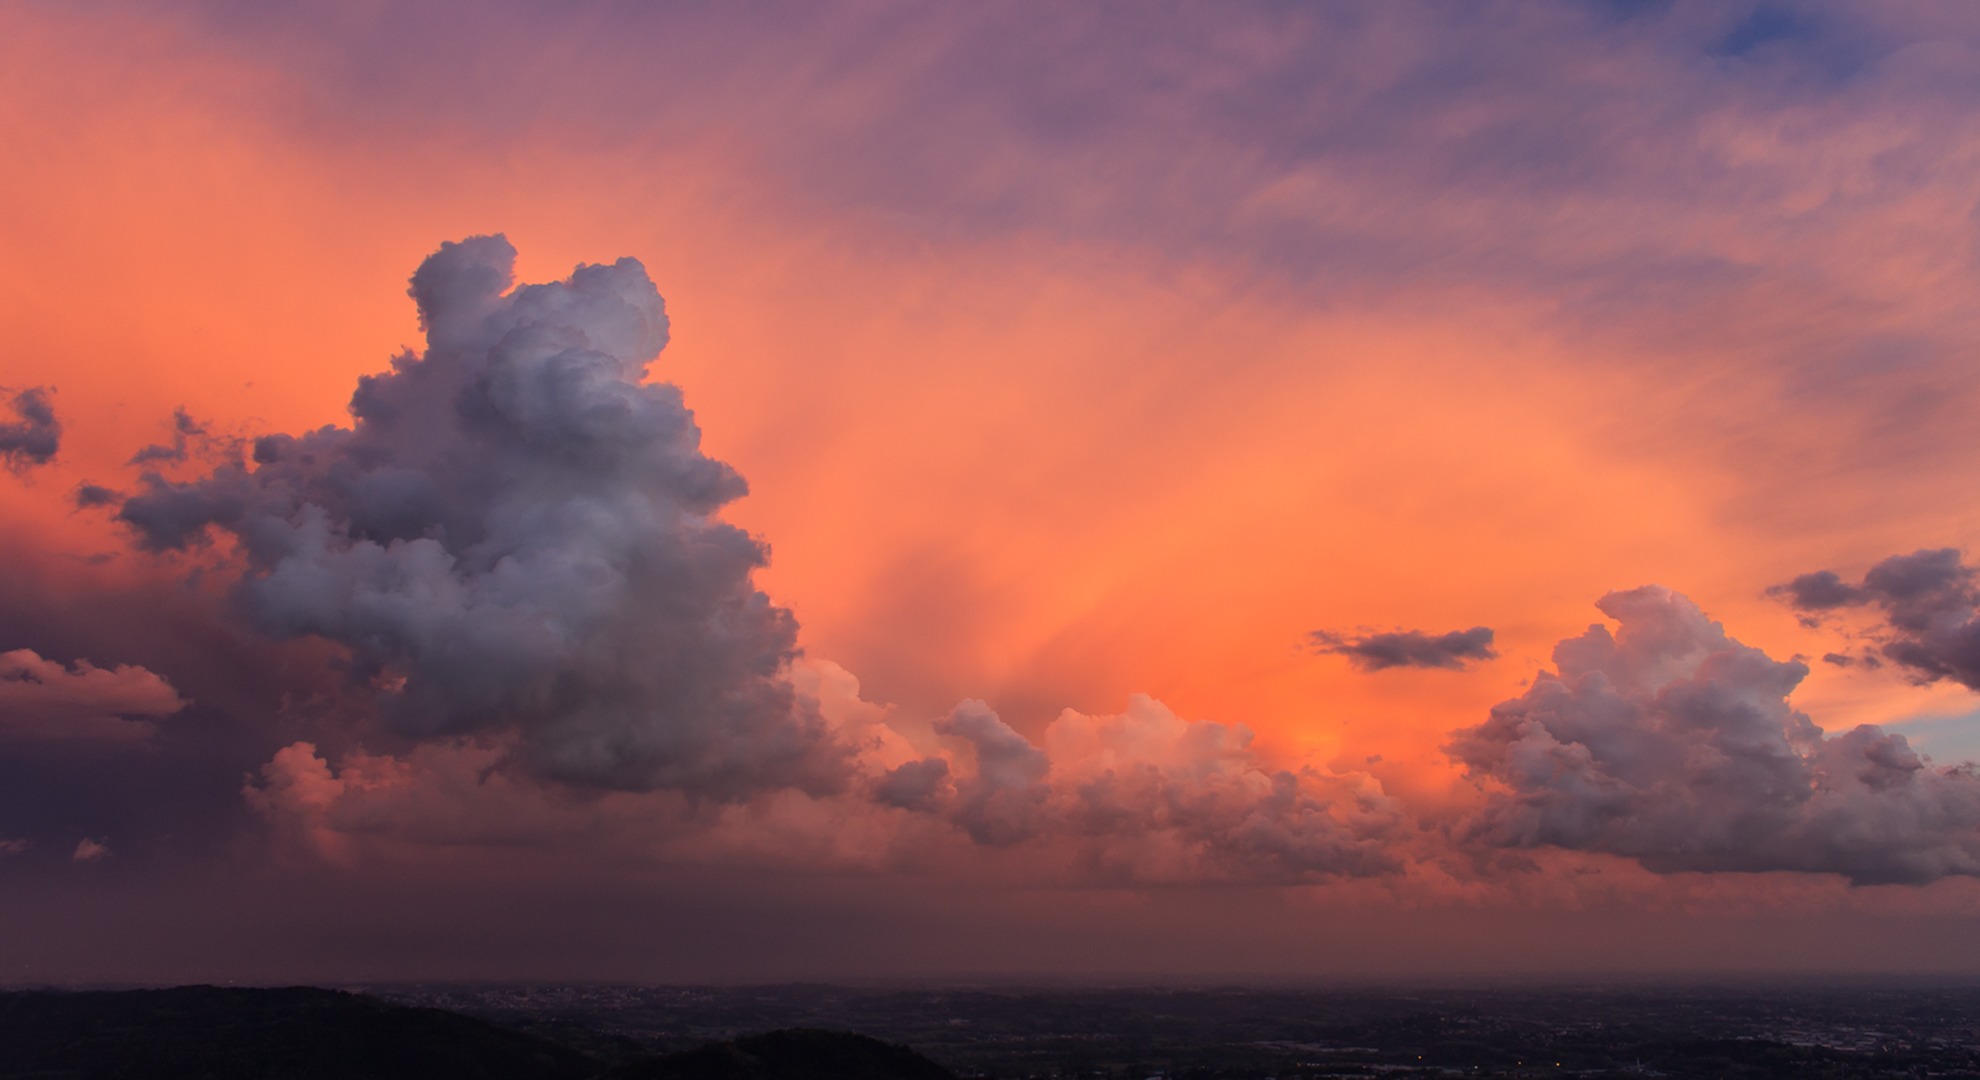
[127,408,207,466]
[1311,626,1496,671]
[1448,586,1980,885]
[0,389,60,468]
[0,527,351,872]
[73,484,121,510]
[872,756,949,813]
[1775,549,1980,689]
[116,236,847,799]
[1773,569,1864,611]
[929,700,1051,846]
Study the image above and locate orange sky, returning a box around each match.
[8,1,1980,980]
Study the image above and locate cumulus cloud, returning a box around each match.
[242,656,1402,883]
[1310,626,1496,671]
[0,648,187,743]
[119,236,845,798]
[243,660,904,866]
[82,235,1400,885]
[0,839,29,856]
[1775,549,1980,690]
[1448,586,1980,885]
[876,695,1402,882]
[243,740,567,864]
[71,838,109,863]
[0,388,59,468]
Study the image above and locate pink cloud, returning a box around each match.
[0,648,186,744]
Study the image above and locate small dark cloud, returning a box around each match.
[127,407,207,466]
[73,484,121,510]
[873,757,950,812]
[1311,626,1496,672]
[0,388,60,468]
[1776,549,1980,689]
[1771,569,1863,611]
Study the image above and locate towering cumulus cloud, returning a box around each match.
[116,236,843,797]
[1448,586,1980,885]
[1777,549,1980,690]
[90,235,1406,884]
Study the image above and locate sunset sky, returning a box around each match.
[8,1,1980,983]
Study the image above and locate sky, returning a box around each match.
[7,0,1980,984]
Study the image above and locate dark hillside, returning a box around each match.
[605,1029,957,1080]
[0,985,601,1080]
[0,987,957,1080]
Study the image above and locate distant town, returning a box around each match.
[364,981,1980,1079]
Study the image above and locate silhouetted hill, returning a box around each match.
[605,1029,956,1080]
[0,985,601,1080]
[0,987,958,1080]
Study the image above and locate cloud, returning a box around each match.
[1447,586,1980,885]
[0,839,28,856]
[71,837,108,863]
[878,695,1403,882]
[1775,549,1980,690]
[1773,568,1866,612]
[1311,626,1496,671]
[242,657,1402,883]
[0,648,187,743]
[74,235,1402,885]
[0,388,59,468]
[72,484,121,510]
[126,407,207,466]
[243,740,568,865]
[116,236,845,799]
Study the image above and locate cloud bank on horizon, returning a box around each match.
[6,236,1967,891]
